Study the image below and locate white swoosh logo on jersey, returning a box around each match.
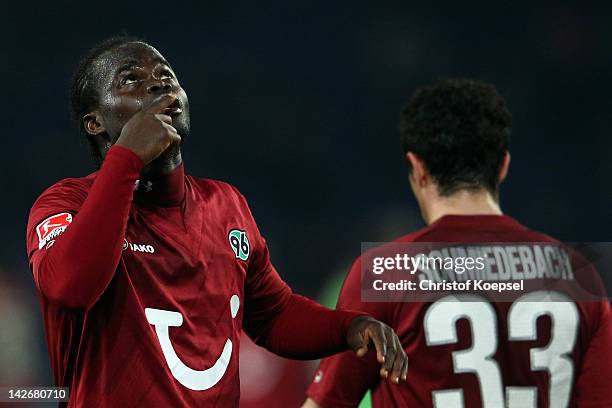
[145,294,240,391]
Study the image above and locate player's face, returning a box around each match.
[94,42,190,144]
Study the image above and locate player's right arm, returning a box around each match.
[304,257,400,408]
[26,94,180,310]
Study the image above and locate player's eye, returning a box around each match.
[121,75,138,85]
[121,74,139,86]
[160,69,174,80]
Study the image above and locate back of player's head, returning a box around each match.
[69,35,143,163]
[400,78,511,196]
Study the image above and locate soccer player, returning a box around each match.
[304,79,612,407]
[25,37,408,407]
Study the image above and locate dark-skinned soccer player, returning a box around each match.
[26,37,408,407]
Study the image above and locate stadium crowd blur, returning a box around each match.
[1,3,610,406]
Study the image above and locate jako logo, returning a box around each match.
[123,239,155,253]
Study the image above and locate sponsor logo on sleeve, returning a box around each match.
[36,213,72,249]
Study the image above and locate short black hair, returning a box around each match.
[400,78,511,196]
[69,35,143,164]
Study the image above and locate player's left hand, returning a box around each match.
[346,315,408,384]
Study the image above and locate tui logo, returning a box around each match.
[145,295,241,391]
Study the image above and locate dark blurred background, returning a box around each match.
[1,2,610,406]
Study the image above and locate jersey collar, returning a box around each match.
[134,161,186,208]
[430,214,526,231]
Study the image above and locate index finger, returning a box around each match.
[366,326,387,364]
[144,94,177,114]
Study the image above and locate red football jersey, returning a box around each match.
[25,147,300,407]
[307,215,612,408]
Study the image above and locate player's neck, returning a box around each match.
[423,189,502,225]
[141,146,183,177]
[135,146,185,207]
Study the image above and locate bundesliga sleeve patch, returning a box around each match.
[36,212,73,249]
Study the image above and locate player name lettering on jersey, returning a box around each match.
[417,244,574,283]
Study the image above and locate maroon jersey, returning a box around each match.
[307,215,612,408]
[27,146,358,407]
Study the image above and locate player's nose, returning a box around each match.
[147,80,172,94]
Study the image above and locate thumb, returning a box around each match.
[352,328,381,360]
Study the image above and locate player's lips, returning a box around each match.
[162,97,183,116]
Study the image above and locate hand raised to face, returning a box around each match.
[114,94,182,165]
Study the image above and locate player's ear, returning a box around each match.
[83,111,112,159]
[83,112,106,136]
[406,152,428,187]
[498,151,511,183]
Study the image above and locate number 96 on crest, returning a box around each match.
[228,229,250,261]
